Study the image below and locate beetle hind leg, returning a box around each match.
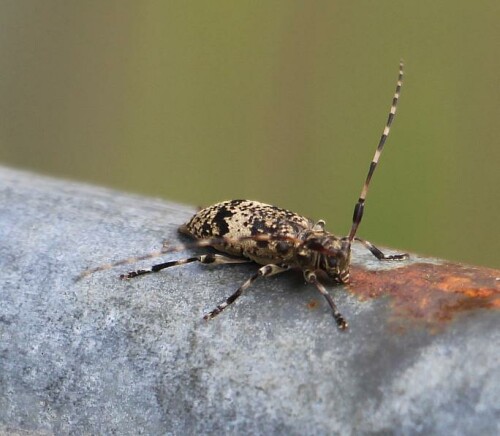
[121,253,250,279]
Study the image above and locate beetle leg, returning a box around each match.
[120,253,250,279]
[354,237,409,261]
[204,264,289,320]
[304,270,348,330]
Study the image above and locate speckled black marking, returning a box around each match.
[179,200,315,261]
[212,205,234,235]
[201,221,212,238]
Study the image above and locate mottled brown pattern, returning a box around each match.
[179,200,315,265]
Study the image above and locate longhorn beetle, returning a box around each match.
[80,61,408,329]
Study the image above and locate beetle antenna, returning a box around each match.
[348,60,404,242]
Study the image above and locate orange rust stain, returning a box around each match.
[349,262,500,327]
[307,299,319,310]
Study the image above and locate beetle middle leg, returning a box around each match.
[204,264,289,320]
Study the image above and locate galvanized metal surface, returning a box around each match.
[1,166,499,435]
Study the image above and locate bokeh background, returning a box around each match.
[1,1,499,268]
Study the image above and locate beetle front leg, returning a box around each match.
[355,237,409,261]
[304,270,348,330]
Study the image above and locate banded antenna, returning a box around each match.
[348,60,404,242]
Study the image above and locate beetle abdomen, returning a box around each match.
[179,199,313,263]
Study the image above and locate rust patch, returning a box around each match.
[307,299,319,310]
[349,262,500,328]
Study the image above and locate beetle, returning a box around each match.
[80,61,408,329]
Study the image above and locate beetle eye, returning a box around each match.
[276,241,290,254]
[327,257,337,268]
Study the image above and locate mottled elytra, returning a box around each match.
[80,62,408,330]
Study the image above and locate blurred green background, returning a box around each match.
[1,1,499,268]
